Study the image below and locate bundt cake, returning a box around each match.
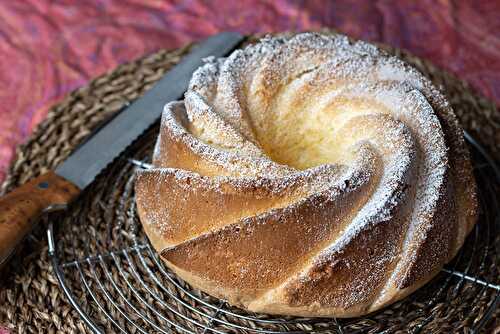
[135,32,477,317]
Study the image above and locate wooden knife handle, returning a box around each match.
[0,171,80,266]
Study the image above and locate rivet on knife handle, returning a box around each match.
[0,171,80,266]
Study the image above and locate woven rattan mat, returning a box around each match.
[0,31,499,333]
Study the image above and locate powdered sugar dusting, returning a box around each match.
[136,32,476,316]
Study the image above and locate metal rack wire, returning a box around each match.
[47,131,500,333]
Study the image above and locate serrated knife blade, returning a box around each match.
[0,32,245,268]
[57,31,244,189]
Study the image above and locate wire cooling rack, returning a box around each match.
[47,130,499,334]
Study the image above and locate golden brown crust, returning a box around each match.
[135,32,477,318]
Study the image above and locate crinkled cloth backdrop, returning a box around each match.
[0,1,499,182]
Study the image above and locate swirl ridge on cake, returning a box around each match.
[135,33,477,317]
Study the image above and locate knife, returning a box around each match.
[0,32,245,268]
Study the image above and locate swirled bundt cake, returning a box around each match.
[135,33,477,317]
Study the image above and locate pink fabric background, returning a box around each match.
[0,0,499,184]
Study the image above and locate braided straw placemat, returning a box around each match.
[0,31,499,333]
